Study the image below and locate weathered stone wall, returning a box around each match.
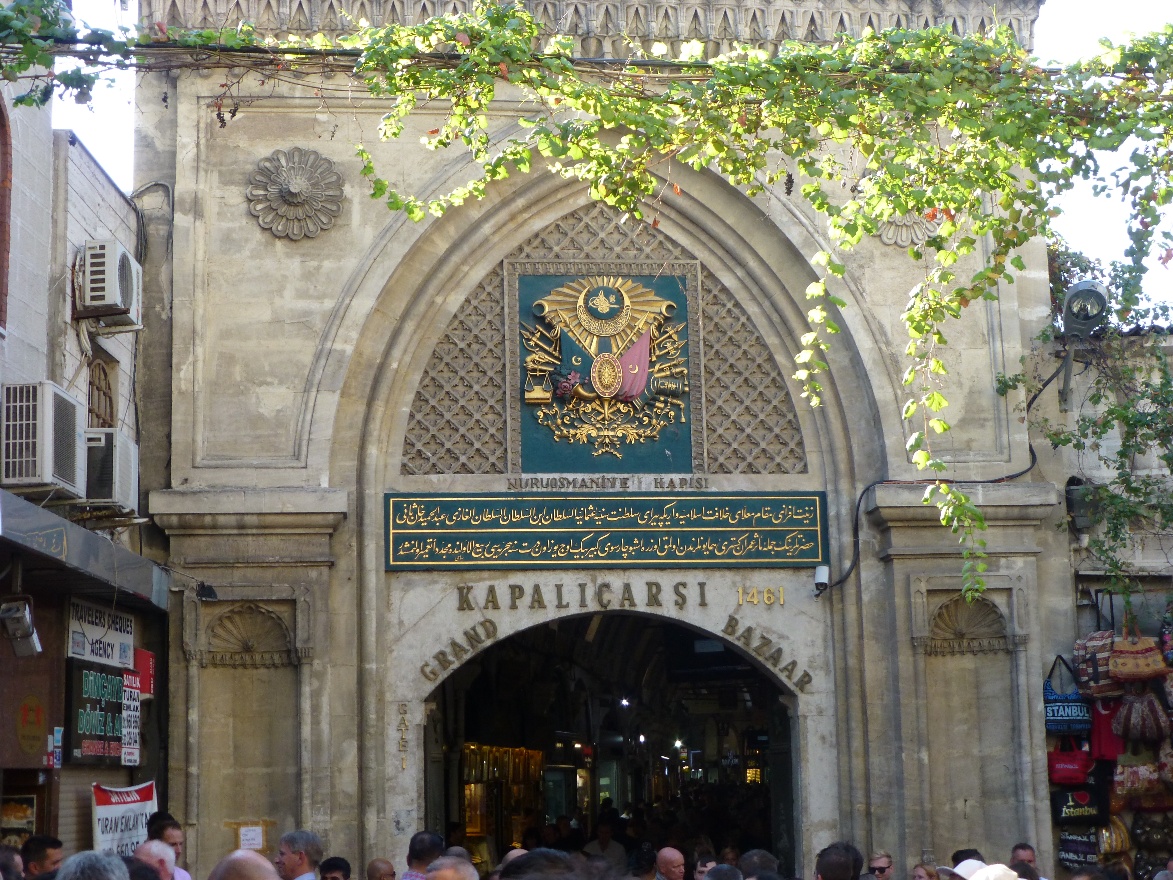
[140,57,1070,880]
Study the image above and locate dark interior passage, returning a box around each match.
[422,612,795,876]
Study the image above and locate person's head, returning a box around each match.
[320,858,351,880]
[1008,863,1038,880]
[407,832,445,871]
[210,850,283,880]
[951,854,983,870]
[696,856,717,880]
[595,823,614,847]
[125,856,162,880]
[939,861,987,880]
[22,837,65,877]
[444,849,470,863]
[719,851,740,869]
[815,843,859,880]
[631,845,658,879]
[739,851,778,880]
[1069,869,1107,880]
[912,864,939,880]
[366,859,396,880]
[426,858,478,880]
[0,846,23,880]
[274,831,323,880]
[499,849,576,880]
[867,853,893,880]
[657,849,685,880]
[134,841,176,880]
[705,867,743,880]
[57,853,129,880]
[1009,847,1034,870]
[1102,862,1131,880]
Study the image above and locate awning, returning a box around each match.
[0,490,170,612]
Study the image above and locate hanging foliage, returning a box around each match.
[4,0,1173,595]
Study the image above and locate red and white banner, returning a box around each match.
[91,780,157,856]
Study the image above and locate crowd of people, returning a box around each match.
[0,812,1151,880]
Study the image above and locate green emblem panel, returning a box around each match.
[519,274,691,472]
[385,492,828,569]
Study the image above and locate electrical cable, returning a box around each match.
[816,356,1069,597]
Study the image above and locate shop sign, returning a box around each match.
[66,659,124,765]
[386,492,828,569]
[134,648,156,699]
[121,672,141,767]
[15,695,47,756]
[67,598,134,669]
[91,781,157,856]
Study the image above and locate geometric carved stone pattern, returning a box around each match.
[699,268,807,474]
[141,0,1042,55]
[402,200,808,474]
[401,267,507,474]
[926,594,1009,655]
[202,602,297,667]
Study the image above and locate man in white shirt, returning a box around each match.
[274,831,324,880]
[583,822,627,874]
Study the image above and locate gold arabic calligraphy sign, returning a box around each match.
[385,493,828,569]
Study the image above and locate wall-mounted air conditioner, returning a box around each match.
[85,428,139,513]
[1,382,87,498]
[77,240,142,326]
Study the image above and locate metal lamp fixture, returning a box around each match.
[0,595,43,657]
[1059,279,1110,411]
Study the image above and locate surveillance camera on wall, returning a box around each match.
[0,596,43,657]
[814,565,830,592]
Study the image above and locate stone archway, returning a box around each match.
[417,610,807,874]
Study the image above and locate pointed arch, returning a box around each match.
[803,13,819,41]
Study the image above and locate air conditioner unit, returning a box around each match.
[1,382,87,498]
[85,428,139,513]
[78,240,142,326]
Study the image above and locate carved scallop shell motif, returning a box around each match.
[927,594,1009,655]
[247,147,344,241]
[205,603,294,666]
[876,213,940,248]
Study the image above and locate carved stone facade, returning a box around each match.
[139,0,1042,54]
[134,3,1088,875]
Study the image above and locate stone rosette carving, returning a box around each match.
[876,213,941,248]
[247,147,343,240]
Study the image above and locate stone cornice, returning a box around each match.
[140,0,1045,54]
[866,481,1061,529]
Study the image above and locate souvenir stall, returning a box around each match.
[1049,608,1173,876]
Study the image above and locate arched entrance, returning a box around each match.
[421,612,800,876]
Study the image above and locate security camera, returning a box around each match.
[0,597,43,657]
[814,565,830,592]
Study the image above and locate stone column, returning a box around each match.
[866,482,1059,867]
[152,487,348,875]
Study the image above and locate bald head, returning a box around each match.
[658,849,685,880]
[209,851,282,880]
[367,860,396,880]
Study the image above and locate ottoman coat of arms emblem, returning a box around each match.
[521,276,689,457]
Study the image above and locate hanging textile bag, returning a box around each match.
[1058,829,1100,869]
[1049,737,1095,785]
[1076,630,1125,698]
[1046,655,1093,733]
[1110,618,1171,681]
[1114,685,1172,742]
[1052,786,1109,825]
[1099,815,1132,855]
